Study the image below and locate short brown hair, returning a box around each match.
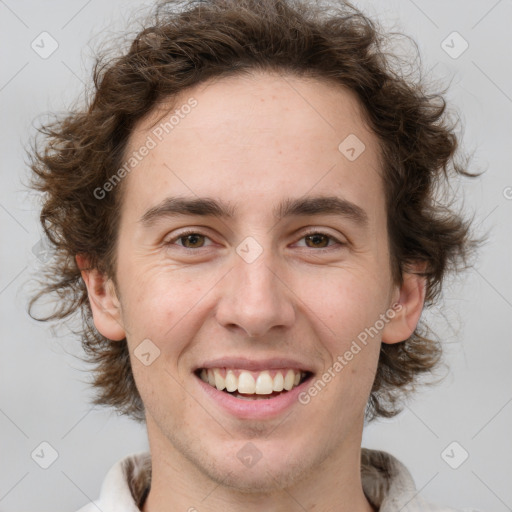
[29,0,478,422]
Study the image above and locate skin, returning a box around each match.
[80,71,426,512]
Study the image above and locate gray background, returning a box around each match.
[1,0,511,510]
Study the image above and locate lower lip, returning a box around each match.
[196,374,312,420]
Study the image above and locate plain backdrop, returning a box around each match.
[1,1,511,511]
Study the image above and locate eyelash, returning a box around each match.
[166,229,346,252]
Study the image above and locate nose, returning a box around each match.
[214,251,296,338]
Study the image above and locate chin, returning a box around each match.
[205,457,309,494]
[191,439,322,495]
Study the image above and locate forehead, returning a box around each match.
[122,71,384,224]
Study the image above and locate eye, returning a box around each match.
[167,230,213,249]
[295,231,345,250]
[165,229,345,251]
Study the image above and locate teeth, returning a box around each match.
[255,371,273,394]
[284,369,295,391]
[225,370,237,392]
[214,370,225,391]
[273,371,284,392]
[199,368,306,395]
[238,371,256,394]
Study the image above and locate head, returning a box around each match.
[30,0,476,493]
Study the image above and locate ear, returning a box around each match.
[76,255,126,341]
[382,264,427,344]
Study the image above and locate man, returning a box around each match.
[29,0,477,510]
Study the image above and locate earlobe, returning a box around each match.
[382,269,427,345]
[76,255,126,341]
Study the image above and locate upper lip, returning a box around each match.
[196,357,315,374]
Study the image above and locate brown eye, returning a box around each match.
[304,233,330,248]
[179,233,206,248]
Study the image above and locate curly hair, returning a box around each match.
[29,0,478,422]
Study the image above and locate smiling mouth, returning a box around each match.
[196,368,312,400]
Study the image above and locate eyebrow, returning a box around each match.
[139,195,368,227]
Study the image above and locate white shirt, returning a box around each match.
[76,449,463,511]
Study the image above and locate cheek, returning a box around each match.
[117,261,230,388]
[118,259,206,332]
[294,267,390,409]
[300,266,390,344]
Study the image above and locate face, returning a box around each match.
[84,71,425,493]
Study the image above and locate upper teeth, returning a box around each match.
[199,368,303,395]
